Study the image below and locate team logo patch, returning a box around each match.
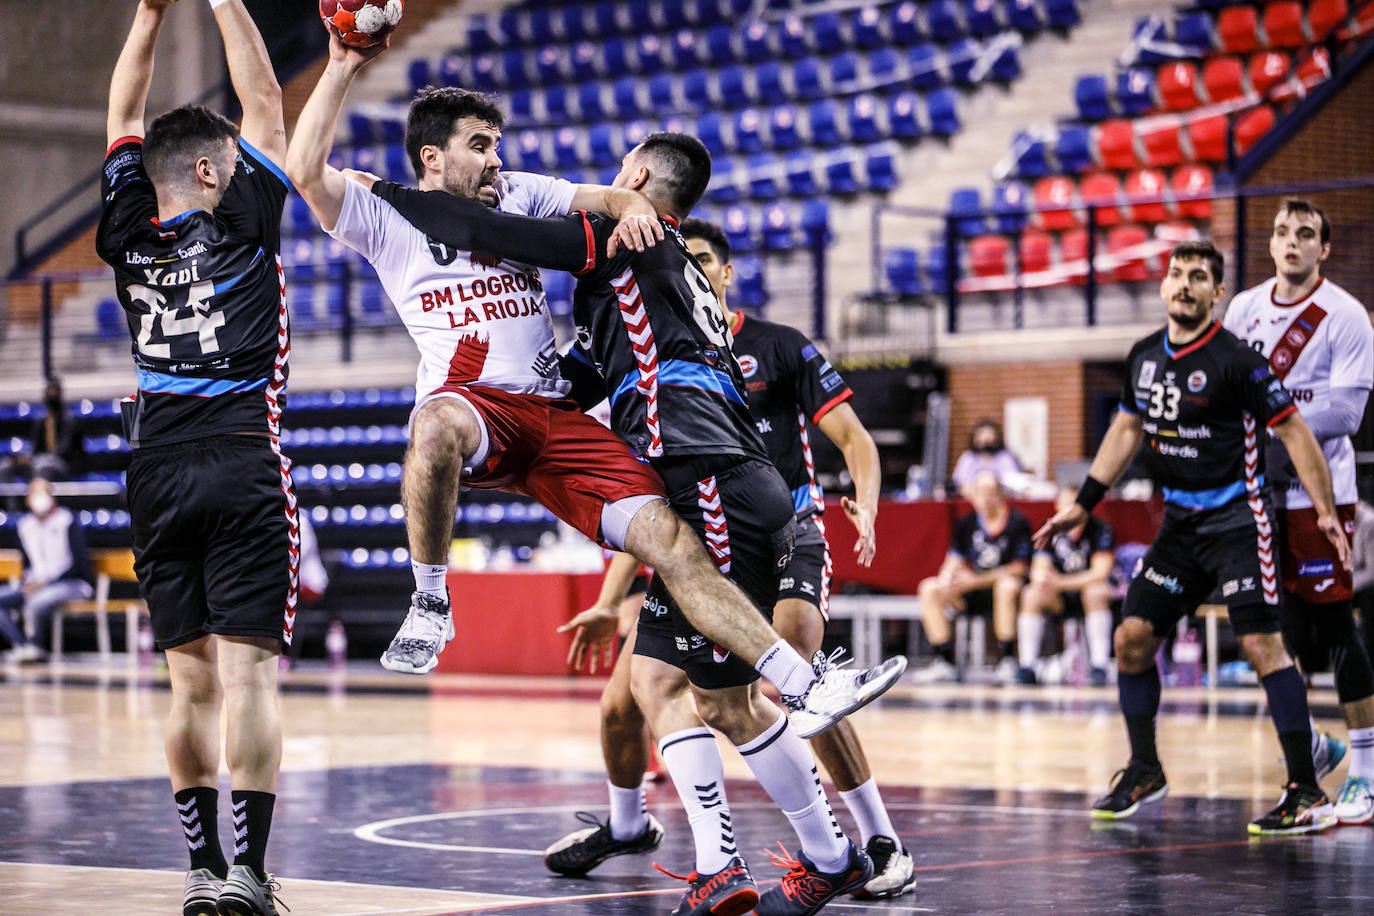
[1137,360,1157,388]
[1273,349,1293,371]
[1286,327,1307,347]
[1187,370,1207,392]
[739,354,758,378]
[1298,559,1335,577]
[702,346,719,367]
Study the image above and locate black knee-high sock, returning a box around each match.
[997,639,1016,661]
[174,787,228,878]
[933,641,956,665]
[1118,667,1162,766]
[1260,666,1315,787]
[230,790,275,879]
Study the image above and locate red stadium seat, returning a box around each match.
[1216,6,1262,53]
[1033,176,1078,231]
[1171,164,1214,219]
[1262,2,1309,48]
[1095,119,1138,170]
[1187,114,1229,162]
[1202,56,1247,103]
[1341,1,1374,39]
[1248,50,1292,96]
[1124,168,1170,223]
[1060,229,1090,284]
[1275,47,1332,99]
[969,235,1011,277]
[1156,61,1202,111]
[1019,231,1053,273]
[1139,121,1186,167]
[1234,105,1276,155]
[1079,171,1123,226]
[1107,225,1152,282]
[1308,0,1349,39]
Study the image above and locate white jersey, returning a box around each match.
[328,172,576,400]
[1222,276,1373,509]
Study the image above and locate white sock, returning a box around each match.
[1349,727,1374,779]
[659,728,737,874]
[411,561,448,600]
[1017,612,1044,669]
[755,639,816,697]
[607,780,648,841]
[1086,610,1113,670]
[838,778,901,849]
[737,711,849,873]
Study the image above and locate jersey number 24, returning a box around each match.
[126,281,225,359]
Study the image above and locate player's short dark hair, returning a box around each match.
[635,132,712,216]
[405,86,505,179]
[1168,240,1224,285]
[143,105,239,189]
[680,218,730,264]
[1275,198,1330,245]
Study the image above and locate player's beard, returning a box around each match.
[442,166,500,206]
[1168,295,1211,331]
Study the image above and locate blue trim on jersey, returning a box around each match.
[792,484,820,514]
[567,347,596,368]
[1162,477,1261,509]
[215,247,266,295]
[239,139,292,191]
[610,360,745,407]
[137,369,268,398]
[157,210,197,227]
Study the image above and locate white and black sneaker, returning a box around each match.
[183,868,222,916]
[215,865,285,916]
[782,649,907,740]
[380,590,454,674]
[851,836,916,899]
[544,811,665,875]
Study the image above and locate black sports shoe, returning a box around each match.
[655,856,760,916]
[1091,759,1168,819]
[754,840,874,915]
[850,835,915,900]
[543,811,664,875]
[1248,783,1336,836]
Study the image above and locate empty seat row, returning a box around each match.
[705,145,902,203]
[711,200,831,255]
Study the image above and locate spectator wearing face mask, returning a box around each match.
[0,478,94,663]
[951,419,1023,494]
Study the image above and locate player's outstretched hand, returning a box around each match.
[607,215,665,258]
[1034,503,1087,550]
[557,604,620,673]
[328,31,390,71]
[341,168,381,190]
[1316,511,1353,571]
[841,496,877,567]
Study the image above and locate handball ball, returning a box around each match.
[320,0,403,49]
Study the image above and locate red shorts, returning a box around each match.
[431,385,666,546]
[1280,504,1356,603]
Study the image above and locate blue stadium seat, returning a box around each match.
[543,86,569,122]
[470,54,499,92]
[672,29,703,68]
[885,248,925,296]
[542,266,573,317]
[528,7,554,44]
[888,91,924,139]
[949,187,986,235]
[757,61,785,101]
[593,2,620,37]
[1045,0,1081,29]
[866,145,899,192]
[508,89,534,123]
[347,113,376,145]
[570,42,598,81]
[350,145,377,172]
[988,41,1021,82]
[800,199,830,242]
[553,128,580,169]
[852,6,885,48]
[927,0,965,42]
[1010,130,1050,176]
[762,202,796,250]
[627,0,655,33]
[732,256,767,308]
[661,0,690,30]
[622,119,653,150]
[909,44,945,90]
[288,194,316,235]
[889,2,925,44]
[517,131,547,172]
[722,205,756,253]
[927,240,954,291]
[466,14,494,52]
[812,11,845,52]
[683,69,712,108]
[1006,0,1044,31]
[718,66,750,105]
[747,153,781,200]
[502,50,530,89]
[602,36,630,77]
[831,52,860,89]
[613,77,642,118]
[966,0,1003,37]
[1074,74,1112,121]
[825,152,860,195]
[595,165,620,186]
[807,99,842,146]
[734,109,765,153]
[1173,12,1215,54]
[779,15,808,57]
[496,9,521,45]
[407,59,432,96]
[1054,126,1094,172]
[992,180,1030,232]
[706,25,737,65]
[785,151,819,196]
[742,20,773,61]
[636,34,666,73]
[641,73,673,112]
[868,47,900,86]
[1129,16,1169,65]
[927,88,961,135]
[383,144,408,181]
[696,112,729,156]
[578,83,606,121]
[588,124,618,165]
[1115,67,1155,116]
[947,38,981,85]
[848,94,881,143]
[438,51,463,87]
[560,5,587,41]
[793,58,823,98]
[707,156,742,203]
[96,299,124,340]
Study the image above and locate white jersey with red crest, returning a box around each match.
[328,171,575,400]
[1223,276,1373,509]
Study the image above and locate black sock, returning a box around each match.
[998,640,1016,661]
[933,641,956,665]
[1118,667,1162,766]
[230,790,275,879]
[174,787,228,879]
[1260,666,1315,787]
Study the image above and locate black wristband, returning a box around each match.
[1075,476,1108,513]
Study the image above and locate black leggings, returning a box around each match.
[1283,594,1374,703]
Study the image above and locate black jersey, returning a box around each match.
[95,138,291,448]
[1120,322,1295,510]
[951,509,1033,572]
[1041,516,1115,574]
[729,313,853,518]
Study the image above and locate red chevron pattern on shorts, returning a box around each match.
[1243,412,1279,606]
[612,267,663,457]
[268,256,301,642]
[698,475,731,574]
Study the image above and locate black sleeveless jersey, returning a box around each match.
[95,138,291,448]
[566,216,767,463]
[729,313,853,518]
[1120,322,1296,509]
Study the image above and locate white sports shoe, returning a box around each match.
[994,656,1018,685]
[215,865,285,916]
[380,590,454,674]
[183,867,222,916]
[908,657,958,685]
[1333,774,1374,826]
[784,649,907,739]
[852,835,916,899]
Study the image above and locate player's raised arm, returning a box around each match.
[285,35,386,231]
[209,0,284,164]
[107,0,179,148]
[569,184,664,255]
[1034,409,1144,549]
[1272,410,1352,568]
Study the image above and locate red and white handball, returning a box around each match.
[319,0,404,49]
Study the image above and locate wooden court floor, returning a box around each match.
[1,660,1371,914]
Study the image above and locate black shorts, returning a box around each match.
[127,435,298,650]
[1122,496,1281,638]
[957,588,994,617]
[777,514,832,620]
[635,455,797,690]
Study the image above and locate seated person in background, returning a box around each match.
[28,378,87,481]
[0,478,93,663]
[951,418,1022,494]
[913,470,1031,684]
[1016,485,1116,686]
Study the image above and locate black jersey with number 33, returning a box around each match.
[1120,322,1295,509]
[95,138,291,448]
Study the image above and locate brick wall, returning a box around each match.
[947,361,1086,476]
